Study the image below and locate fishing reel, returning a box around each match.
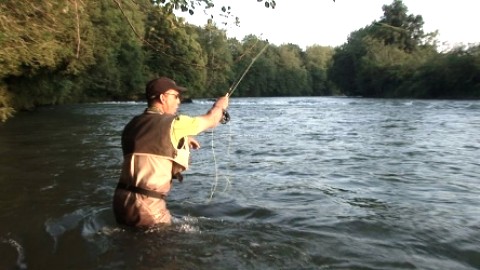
[221,109,230,124]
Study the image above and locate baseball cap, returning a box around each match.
[145,77,187,100]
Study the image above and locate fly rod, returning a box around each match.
[221,42,269,124]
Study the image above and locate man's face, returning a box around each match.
[161,90,181,114]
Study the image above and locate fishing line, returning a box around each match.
[208,42,269,200]
[208,122,232,201]
[209,128,219,201]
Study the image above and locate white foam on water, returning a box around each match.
[1,237,27,270]
[45,209,88,251]
[172,215,202,233]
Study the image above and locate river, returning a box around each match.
[0,97,479,269]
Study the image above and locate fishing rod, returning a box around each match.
[221,42,269,124]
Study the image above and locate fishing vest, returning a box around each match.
[121,112,190,185]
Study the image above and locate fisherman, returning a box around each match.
[113,77,229,228]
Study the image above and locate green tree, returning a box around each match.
[143,5,207,98]
[230,35,271,97]
[254,44,279,97]
[375,0,422,52]
[409,46,480,98]
[328,0,438,97]
[0,1,83,78]
[0,0,97,109]
[273,44,309,96]
[0,0,147,111]
[80,0,146,101]
[304,45,335,95]
[1,0,337,122]
[193,22,234,96]
[328,27,370,96]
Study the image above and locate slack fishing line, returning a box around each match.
[221,41,269,124]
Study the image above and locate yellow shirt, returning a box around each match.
[171,115,202,146]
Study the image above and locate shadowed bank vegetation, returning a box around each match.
[1,0,479,121]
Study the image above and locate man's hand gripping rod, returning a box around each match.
[221,42,269,124]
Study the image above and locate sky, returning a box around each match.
[176,0,480,50]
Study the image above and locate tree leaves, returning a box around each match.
[329,0,479,99]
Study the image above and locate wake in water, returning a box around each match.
[44,206,204,243]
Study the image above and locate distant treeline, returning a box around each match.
[1,0,479,121]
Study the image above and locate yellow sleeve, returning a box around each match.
[171,115,202,146]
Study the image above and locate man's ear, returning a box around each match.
[159,94,165,104]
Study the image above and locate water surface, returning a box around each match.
[1,97,479,269]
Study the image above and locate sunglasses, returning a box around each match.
[163,92,181,100]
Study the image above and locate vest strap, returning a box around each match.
[116,182,166,200]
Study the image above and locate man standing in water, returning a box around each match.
[113,77,229,228]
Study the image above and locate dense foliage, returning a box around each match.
[0,0,479,121]
[328,0,480,99]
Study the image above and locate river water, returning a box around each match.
[0,97,479,270]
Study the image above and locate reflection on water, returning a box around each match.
[0,98,479,269]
